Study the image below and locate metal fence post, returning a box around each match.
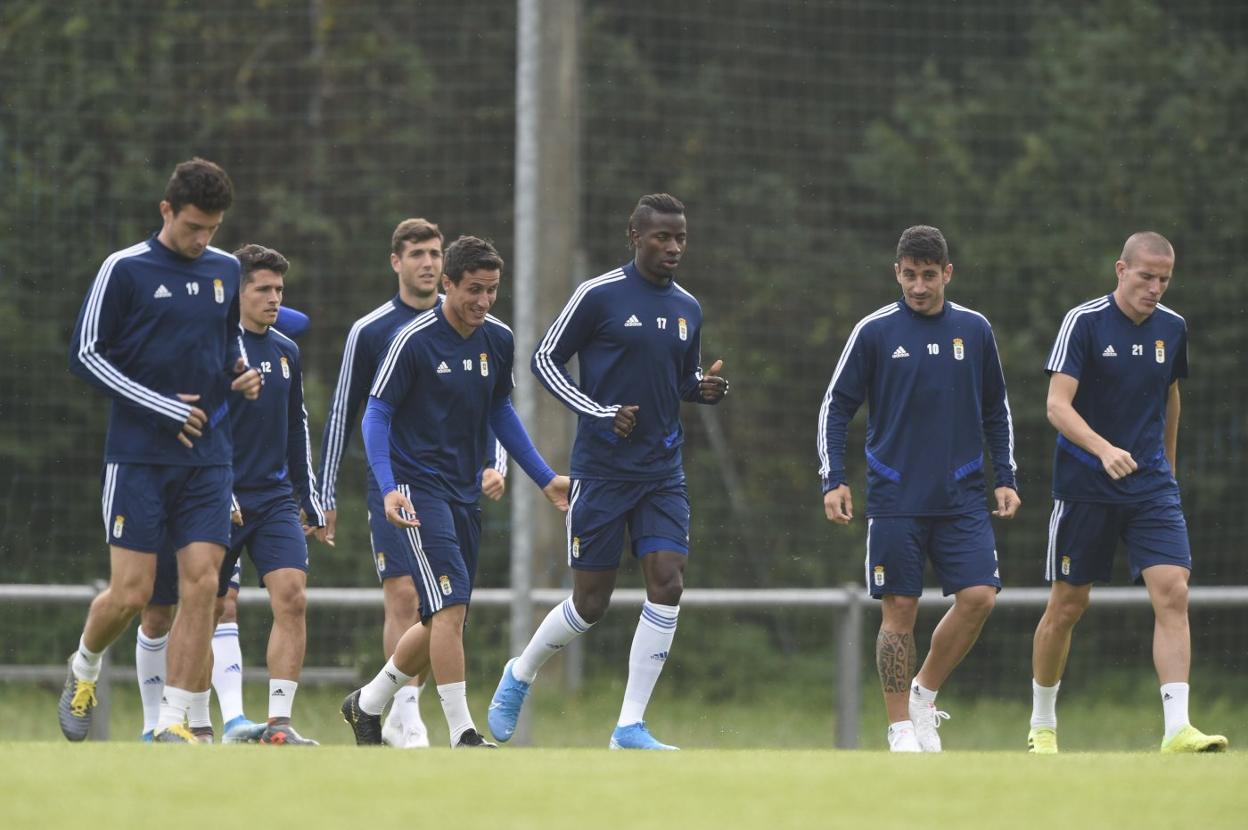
[87,580,111,741]
[835,583,863,749]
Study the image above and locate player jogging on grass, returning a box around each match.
[818,224,1019,752]
[60,158,261,743]
[1027,231,1227,755]
[487,193,729,751]
[340,235,568,748]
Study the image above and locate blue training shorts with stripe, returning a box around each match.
[1046,494,1191,585]
[395,484,481,624]
[566,474,690,571]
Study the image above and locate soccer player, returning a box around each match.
[216,243,327,745]
[61,158,262,743]
[1027,232,1228,754]
[817,225,1019,753]
[340,235,569,749]
[135,304,312,743]
[487,194,729,751]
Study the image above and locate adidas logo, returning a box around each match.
[1102,345,1117,357]
[272,689,286,697]
[153,284,172,299]
[891,346,910,359]
[650,651,668,661]
[624,314,642,327]
[142,675,163,686]
[1163,692,1173,701]
[385,671,398,683]
[224,663,241,674]
[436,361,451,374]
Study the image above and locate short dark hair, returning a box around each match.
[391,217,443,256]
[443,236,503,284]
[628,193,686,242]
[896,225,949,267]
[164,157,234,214]
[1120,231,1174,264]
[234,244,290,285]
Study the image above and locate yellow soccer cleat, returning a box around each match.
[1160,724,1228,754]
[153,723,199,744]
[1028,727,1058,754]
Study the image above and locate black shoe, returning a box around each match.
[454,728,498,748]
[260,720,319,746]
[341,690,383,745]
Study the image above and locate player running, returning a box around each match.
[488,194,729,751]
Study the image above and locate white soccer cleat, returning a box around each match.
[909,698,950,752]
[887,721,922,752]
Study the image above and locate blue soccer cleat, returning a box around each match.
[609,721,678,751]
[140,730,154,743]
[222,715,265,744]
[487,658,531,743]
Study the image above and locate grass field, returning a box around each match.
[1,743,1244,829]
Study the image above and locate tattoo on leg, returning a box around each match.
[876,629,916,694]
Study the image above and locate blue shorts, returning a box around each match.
[366,474,417,583]
[865,512,1000,599]
[101,463,233,552]
[396,484,481,623]
[566,475,690,571]
[218,489,310,596]
[151,548,241,606]
[1046,495,1191,585]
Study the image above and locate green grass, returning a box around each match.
[1,744,1244,829]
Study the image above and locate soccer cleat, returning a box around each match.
[222,715,265,744]
[1028,727,1058,754]
[1160,724,1229,754]
[909,698,951,752]
[340,690,383,746]
[609,721,678,751]
[190,725,214,744]
[140,730,154,743]
[453,728,497,748]
[58,656,98,742]
[153,723,198,743]
[383,712,430,749]
[887,721,922,752]
[259,722,319,746]
[487,658,531,743]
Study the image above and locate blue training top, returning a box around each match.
[318,294,505,510]
[818,299,1017,517]
[69,233,244,467]
[362,306,552,504]
[231,327,325,525]
[1045,294,1188,504]
[532,261,715,481]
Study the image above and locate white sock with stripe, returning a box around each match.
[135,630,168,734]
[513,597,594,684]
[617,601,679,727]
[211,622,245,723]
[359,657,412,716]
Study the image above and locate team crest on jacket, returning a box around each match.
[479,353,489,377]
[213,279,225,304]
[1154,339,1165,364]
[678,317,688,341]
[953,337,965,361]
[279,356,290,379]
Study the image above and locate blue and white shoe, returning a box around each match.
[222,715,265,744]
[140,730,154,743]
[487,658,530,743]
[609,721,678,751]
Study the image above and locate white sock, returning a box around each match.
[211,623,245,723]
[157,685,194,730]
[514,597,594,684]
[135,630,168,734]
[269,679,297,721]
[617,601,679,727]
[910,682,938,703]
[391,684,423,726]
[72,635,103,682]
[1161,682,1190,740]
[1031,679,1060,729]
[359,658,412,716]
[437,680,474,745]
[187,690,212,729]
[888,719,916,733]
